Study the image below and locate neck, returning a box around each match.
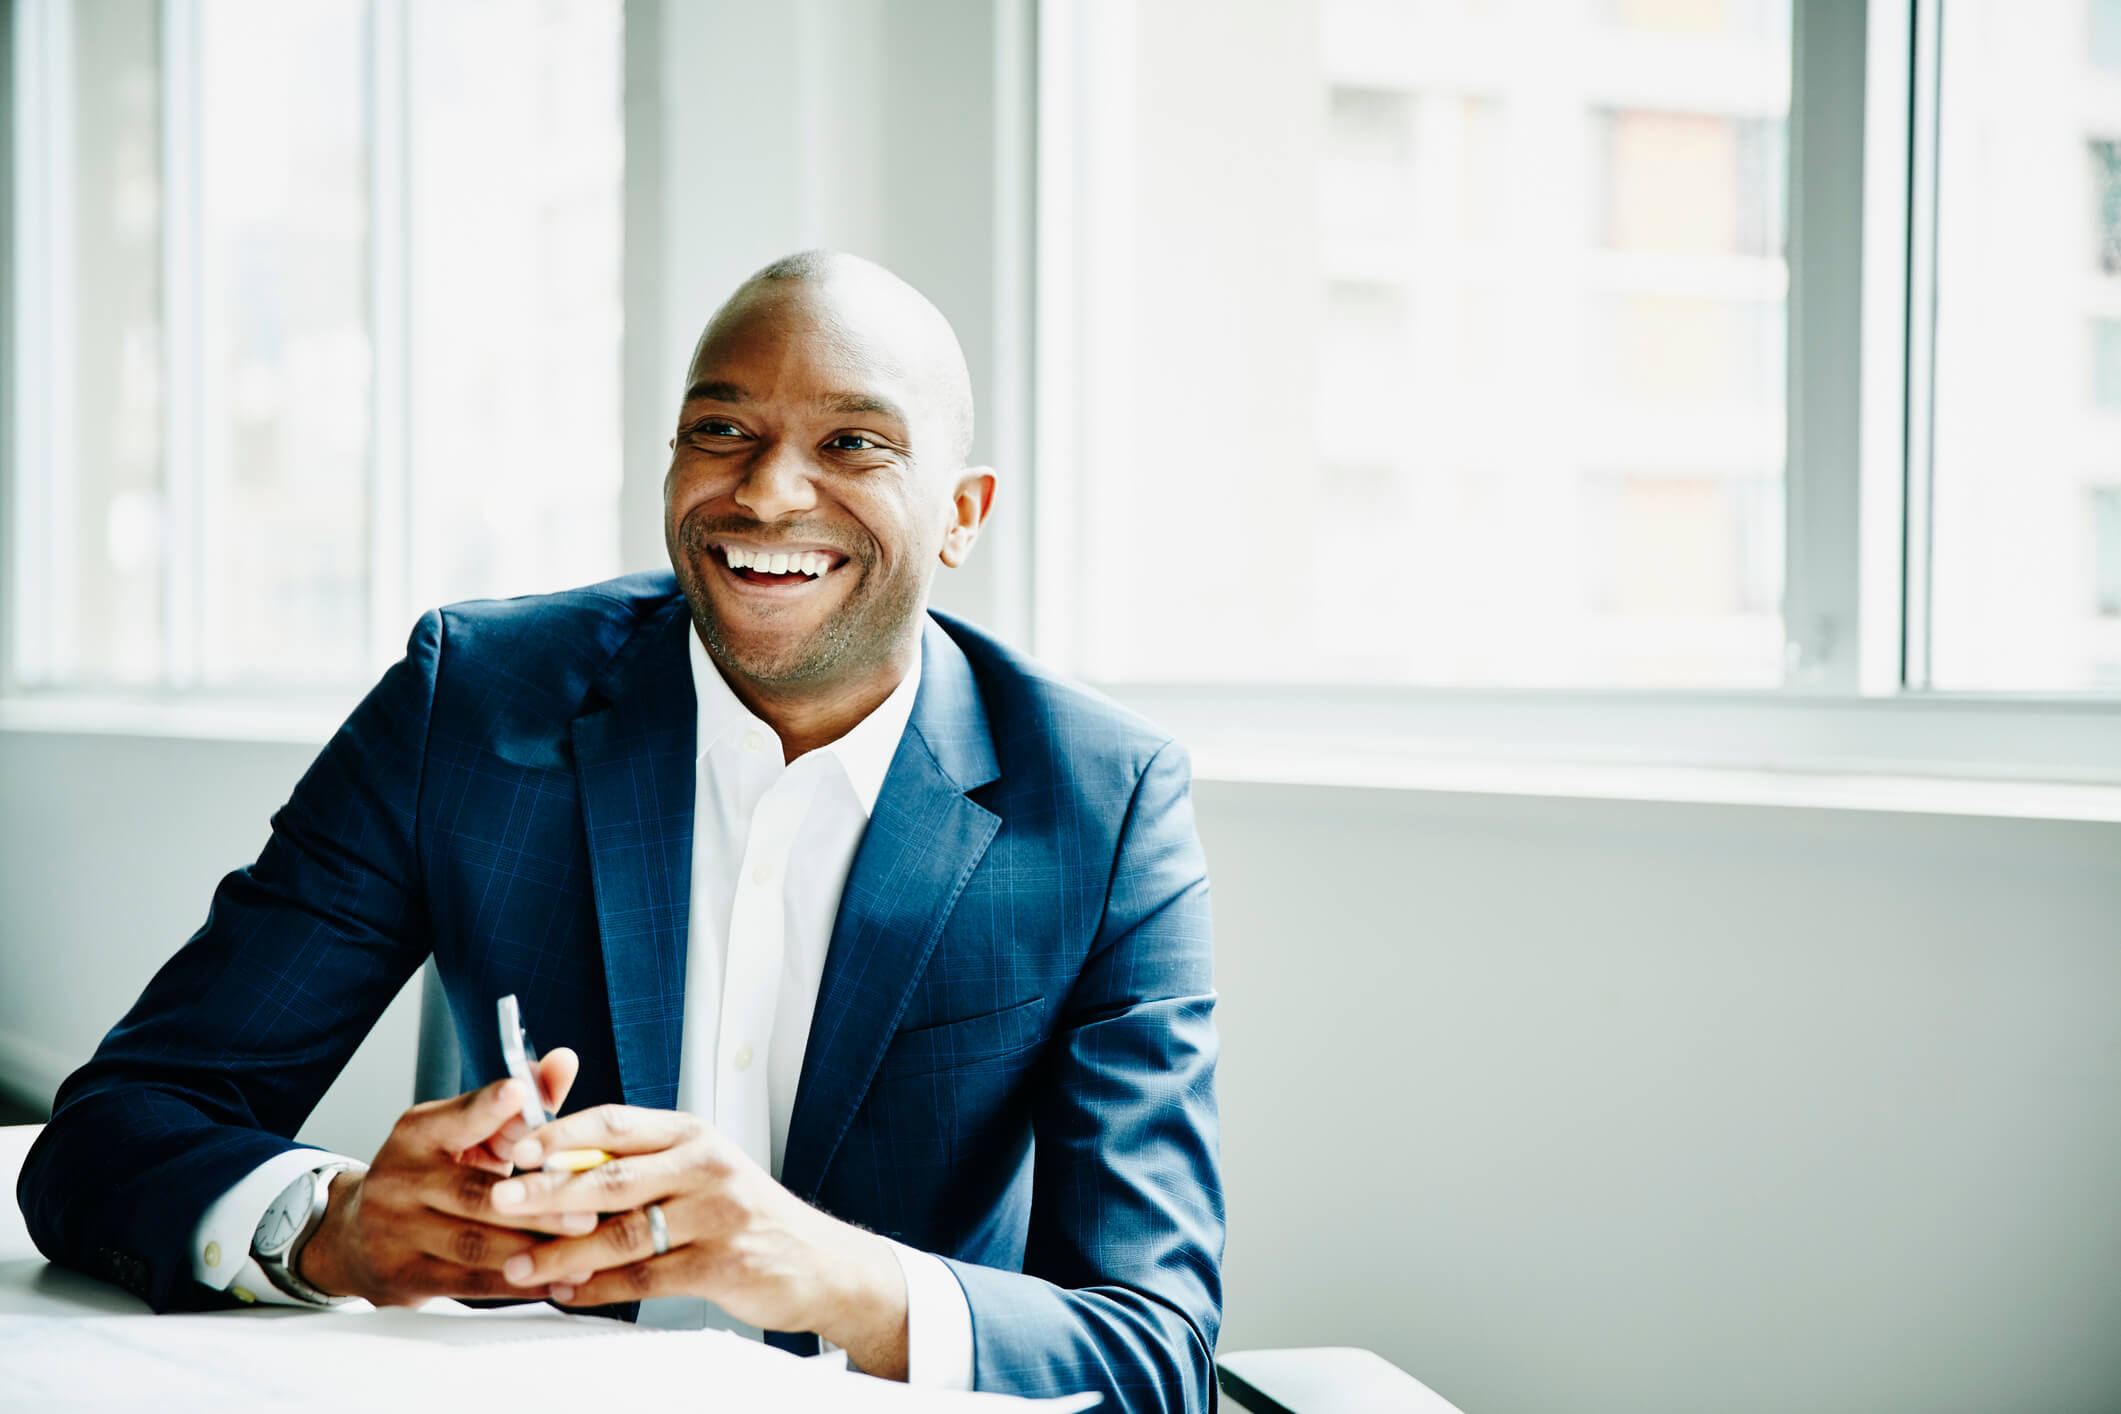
[718,634,919,761]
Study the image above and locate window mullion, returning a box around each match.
[1031,0,1083,673]
[6,0,68,690]
[161,0,201,688]
[366,0,409,671]
[987,0,1036,650]
[1783,0,1872,693]
[1899,0,1944,692]
[1855,0,1915,697]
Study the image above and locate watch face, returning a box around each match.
[254,1175,309,1257]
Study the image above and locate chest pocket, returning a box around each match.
[878,995,1047,1081]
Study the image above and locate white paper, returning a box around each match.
[0,1306,1102,1413]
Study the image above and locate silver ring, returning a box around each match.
[645,1201,670,1256]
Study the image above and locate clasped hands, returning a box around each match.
[298,1050,909,1377]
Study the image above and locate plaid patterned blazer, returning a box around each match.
[19,571,1224,1412]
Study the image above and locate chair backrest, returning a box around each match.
[412,958,464,1104]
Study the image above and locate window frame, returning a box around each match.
[8,0,2121,791]
[1031,0,2121,787]
[6,0,446,705]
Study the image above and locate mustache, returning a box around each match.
[679,514,862,561]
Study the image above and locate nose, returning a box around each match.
[732,440,818,522]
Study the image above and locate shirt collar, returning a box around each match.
[687,624,923,820]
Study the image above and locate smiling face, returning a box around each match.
[664,260,988,707]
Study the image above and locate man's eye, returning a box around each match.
[826,433,878,452]
[690,419,742,439]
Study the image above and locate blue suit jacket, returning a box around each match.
[19,573,1224,1411]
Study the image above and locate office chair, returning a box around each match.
[412,962,1463,1412]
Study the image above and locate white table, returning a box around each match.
[0,1124,1093,1410]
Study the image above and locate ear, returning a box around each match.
[938,467,998,569]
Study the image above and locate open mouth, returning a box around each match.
[711,543,847,589]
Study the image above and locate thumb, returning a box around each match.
[411,1075,530,1155]
[538,1047,581,1115]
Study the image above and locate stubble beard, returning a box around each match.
[675,518,928,689]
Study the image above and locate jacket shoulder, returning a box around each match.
[930,611,1179,795]
[429,570,684,731]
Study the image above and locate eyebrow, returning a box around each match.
[818,391,909,424]
[682,379,750,405]
[680,380,909,427]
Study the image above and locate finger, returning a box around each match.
[536,1047,581,1115]
[422,1160,601,1236]
[405,1077,529,1157]
[384,1254,579,1305]
[452,1143,514,1177]
[549,1251,694,1307]
[456,1112,538,1174]
[512,1103,693,1170]
[490,1151,685,1218]
[501,1205,675,1288]
[408,1214,547,1273]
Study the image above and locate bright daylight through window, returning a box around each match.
[1929,0,2121,690]
[7,0,622,691]
[1045,0,1791,688]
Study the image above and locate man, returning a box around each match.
[18,252,1223,1410]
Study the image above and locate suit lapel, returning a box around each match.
[573,601,696,1110]
[780,618,1001,1201]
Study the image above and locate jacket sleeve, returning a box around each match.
[15,612,445,1311]
[945,739,1226,1412]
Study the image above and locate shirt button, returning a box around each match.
[743,730,765,755]
[751,861,771,886]
[733,1045,755,1071]
[230,1285,257,1304]
[203,1242,221,1269]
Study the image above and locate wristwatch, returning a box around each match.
[252,1162,357,1306]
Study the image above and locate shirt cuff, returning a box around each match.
[888,1239,974,1390]
[190,1148,357,1306]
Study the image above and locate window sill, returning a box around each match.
[7,689,2121,825]
[0,696,344,745]
[1183,730,2121,824]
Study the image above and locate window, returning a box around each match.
[1039,0,1792,688]
[1039,0,2121,710]
[6,0,623,692]
[1928,0,2121,690]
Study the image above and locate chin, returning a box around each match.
[719,638,827,685]
[702,611,855,687]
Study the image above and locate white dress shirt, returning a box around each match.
[191,626,974,1388]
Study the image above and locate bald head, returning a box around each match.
[688,250,976,468]
[663,250,998,710]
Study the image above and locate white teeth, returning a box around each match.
[723,546,832,579]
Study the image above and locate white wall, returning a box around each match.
[6,732,2119,1413]
[1199,782,2121,1414]
[0,730,420,1158]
